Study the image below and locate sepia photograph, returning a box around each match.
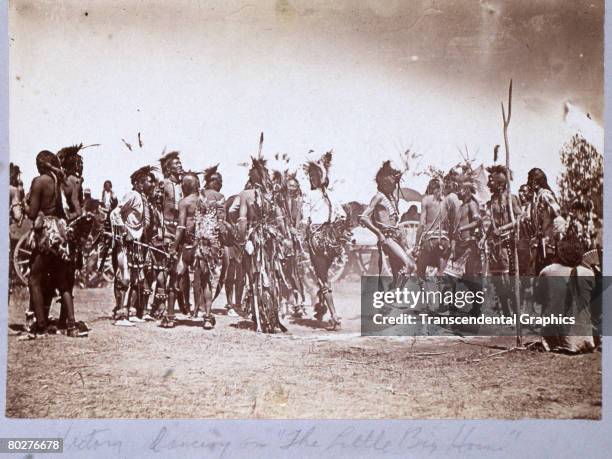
[5,0,604,421]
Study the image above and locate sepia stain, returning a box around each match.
[479,0,498,16]
[16,76,20,81]
[163,369,174,378]
[269,384,288,407]
[84,11,89,17]
[13,1,33,16]
[275,0,297,23]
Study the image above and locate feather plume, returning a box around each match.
[121,138,133,151]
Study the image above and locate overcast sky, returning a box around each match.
[9,0,604,202]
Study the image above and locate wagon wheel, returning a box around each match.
[12,231,33,285]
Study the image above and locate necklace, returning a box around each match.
[380,192,399,218]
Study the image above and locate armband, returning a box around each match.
[237,217,247,222]
[176,225,186,230]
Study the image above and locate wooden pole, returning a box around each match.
[501,79,522,347]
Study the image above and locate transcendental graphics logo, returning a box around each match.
[360,276,608,337]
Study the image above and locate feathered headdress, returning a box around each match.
[303,150,332,191]
[57,143,83,162]
[246,156,270,189]
[56,143,84,176]
[457,163,480,191]
[443,165,465,193]
[486,164,512,180]
[249,156,268,175]
[130,165,159,185]
[375,160,402,187]
[203,163,220,183]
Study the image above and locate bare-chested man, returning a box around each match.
[195,169,226,328]
[301,152,351,330]
[414,178,452,277]
[200,165,230,314]
[443,170,462,219]
[360,161,415,284]
[163,173,200,328]
[56,145,88,329]
[451,183,482,277]
[57,145,85,221]
[200,165,226,238]
[159,151,190,315]
[26,151,79,337]
[238,160,282,239]
[487,167,522,275]
[486,165,521,316]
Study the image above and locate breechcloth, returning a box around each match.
[489,237,517,275]
[307,222,344,261]
[126,240,147,275]
[421,229,450,244]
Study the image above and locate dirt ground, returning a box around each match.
[5,280,601,419]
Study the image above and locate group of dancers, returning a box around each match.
[10,137,600,337]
